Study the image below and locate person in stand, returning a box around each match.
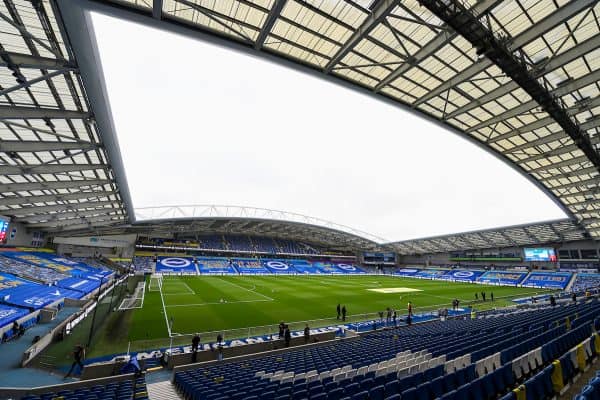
[406,313,412,326]
[336,303,341,320]
[284,325,291,347]
[304,324,310,344]
[341,305,347,322]
[392,310,397,326]
[12,321,19,338]
[278,321,285,339]
[64,344,85,378]
[216,333,223,345]
[572,292,577,303]
[191,333,200,362]
[549,295,556,307]
[386,308,392,325]
[490,292,494,302]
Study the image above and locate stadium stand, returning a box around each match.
[0,255,69,284]
[251,236,279,253]
[573,368,600,400]
[197,258,238,274]
[174,300,600,400]
[476,271,528,286]
[199,235,227,250]
[276,239,318,255]
[520,271,573,290]
[0,304,35,342]
[174,299,600,400]
[155,256,198,274]
[227,235,254,252]
[572,273,600,293]
[133,256,155,272]
[234,258,270,274]
[20,375,148,400]
[438,270,485,282]
[71,257,114,272]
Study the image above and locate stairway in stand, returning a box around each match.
[147,380,183,400]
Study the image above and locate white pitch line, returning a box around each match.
[216,277,274,301]
[155,279,172,337]
[166,299,272,307]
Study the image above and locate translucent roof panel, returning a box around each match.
[90,12,566,243]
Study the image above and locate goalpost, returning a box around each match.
[148,273,163,292]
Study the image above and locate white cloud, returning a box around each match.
[91,12,566,242]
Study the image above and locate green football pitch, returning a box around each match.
[38,275,556,362]
[129,275,552,342]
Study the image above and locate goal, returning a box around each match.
[148,274,163,292]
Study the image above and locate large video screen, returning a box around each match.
[524,248,557,262]
[0,216,9,244]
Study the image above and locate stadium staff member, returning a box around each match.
[407,302,413,316]
[304,324,310,343]
[191,333,201,362]
[341,305,347,321]
[64,344,85,378]
[336,304,341,320]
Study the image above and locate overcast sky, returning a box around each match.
[91,12,566,243]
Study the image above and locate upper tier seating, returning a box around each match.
[72,257,113,271]
[251,236,279,253]
[199,235,227,250]
[276,239,318,255]
[227,235,254,251]
[174,299,600,400]
[0,255,69,284]
[132,256,154,272]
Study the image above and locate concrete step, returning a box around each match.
[147,380,182,400]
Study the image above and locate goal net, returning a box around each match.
[148,273,163,292]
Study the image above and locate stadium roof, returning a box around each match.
[0,0,599,250]
[77,205,386,250]
[391,218,588,254]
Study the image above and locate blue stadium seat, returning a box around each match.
[369,385,384,400]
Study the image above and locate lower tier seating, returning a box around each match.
[20,375,148,400]
[174,299,600,400]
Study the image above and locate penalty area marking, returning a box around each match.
[367,287,423,294]
[165,299,273,307]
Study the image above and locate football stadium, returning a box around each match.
[1,0,600,399]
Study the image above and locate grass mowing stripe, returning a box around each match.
[165,299,273,307]
[218,276,275,301]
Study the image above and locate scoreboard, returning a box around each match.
[524,247,557,262]
[363,252,396,265]
[0,216,9,244]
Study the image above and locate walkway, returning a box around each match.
[0,307,79,387]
